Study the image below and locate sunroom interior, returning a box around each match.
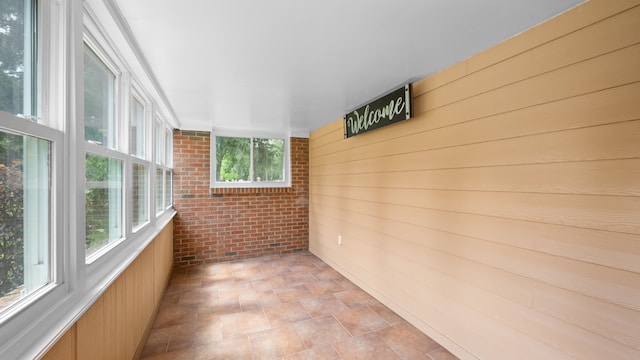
[0,0,639,359]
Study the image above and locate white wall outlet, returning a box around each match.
[338,235,343,245]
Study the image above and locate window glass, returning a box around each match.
[164,170,172,208]
[252,138,284,182]
[0,0,38,119]
[84,46,116,149]
[85,153,123,258]
[214,136,286,185]
[164,129,172,167]
[215,136,250,182]
[154,120,163,165]
[132,163,148,230]
[155,168,163,214]
[0,129,50,313]
[130,97,145,158]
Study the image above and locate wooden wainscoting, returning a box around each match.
[41,220,174,360]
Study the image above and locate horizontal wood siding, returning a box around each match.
[41,220,174,360]
[308,1,640,359]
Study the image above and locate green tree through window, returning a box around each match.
[0,0,37,117]
[215,136,285,184]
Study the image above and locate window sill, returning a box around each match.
[209,186,293,195]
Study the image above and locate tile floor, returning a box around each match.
[141,252,459,360]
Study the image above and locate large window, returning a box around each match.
[0,0,53,317]
[212,134,289,188]
[0,129,51,313]
[83,43,124,260]
[0,1,176,357]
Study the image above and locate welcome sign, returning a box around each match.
[344,84,412,138]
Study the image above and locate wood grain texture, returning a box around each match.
[40,220,174,360]
[309,1,640,359]
[40,326,76,360]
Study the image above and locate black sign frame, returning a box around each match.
[344,84,412,138]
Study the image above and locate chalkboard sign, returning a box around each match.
[344,84,412,138]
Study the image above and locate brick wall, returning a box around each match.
[173,131,309,267]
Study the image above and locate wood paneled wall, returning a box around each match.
[309,1,640,359]
[41,220,174,360]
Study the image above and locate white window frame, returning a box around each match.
[0,1,177,358]
[0,111,64,330]
[82,29,128,263]
[210,130,291,189]
[129,86,149,161]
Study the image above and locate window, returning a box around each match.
[84,45,116,149]
[0,0,38,119]
[212,134,289,188]
[130,96,145,158]
[132,163,148,230]
[155,118,163,165]
[0,1,177,356]
[0,128,51,314]
[165,170,172,208]
[85,154,123,257]
[165,128,172,167]
[155,167,164,214]
[154,121,172,214]
[83,43,124,260]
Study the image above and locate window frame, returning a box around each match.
[82,34,128,263]
[129,87,149,160]
[0,110,64,327]
[210,130,291,189]
[0,0,177,357]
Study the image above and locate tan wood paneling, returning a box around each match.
[312,120,640,176]
[466,1,640,73]
[311,198,640,274]
[312,185,640,234]
[77,296,105,360]
[40,220,174,360]
[310,159,640,196]
[40,326,76,360]
[309,1,640,358]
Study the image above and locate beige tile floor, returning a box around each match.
[141,252,459,360]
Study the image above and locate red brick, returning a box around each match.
[173,132,309,267]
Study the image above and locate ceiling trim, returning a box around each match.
[102,0,181,129]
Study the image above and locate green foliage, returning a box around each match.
[216,137,250,181]
[0,131,24,298]
[253,138,284,181]
[85,154,110,250]
[216,136,285,182]
[0,0,25,115]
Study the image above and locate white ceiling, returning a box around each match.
[113,0,583,136]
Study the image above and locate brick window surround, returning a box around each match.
[173,131,309,267]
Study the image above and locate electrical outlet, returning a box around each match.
[338,235,342,245]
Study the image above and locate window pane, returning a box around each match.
[252,138,284,182]
[85,154,122,258]
[165,129,172,167]
[215,136,249,182]
[164,170,172,208]
[0,130,50,313]
[0,0,38,118]
[155,168,163,214]
[155,121,163,165]
[132,163,148,229]
[130,97,145,158]
[84,46,116,149]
